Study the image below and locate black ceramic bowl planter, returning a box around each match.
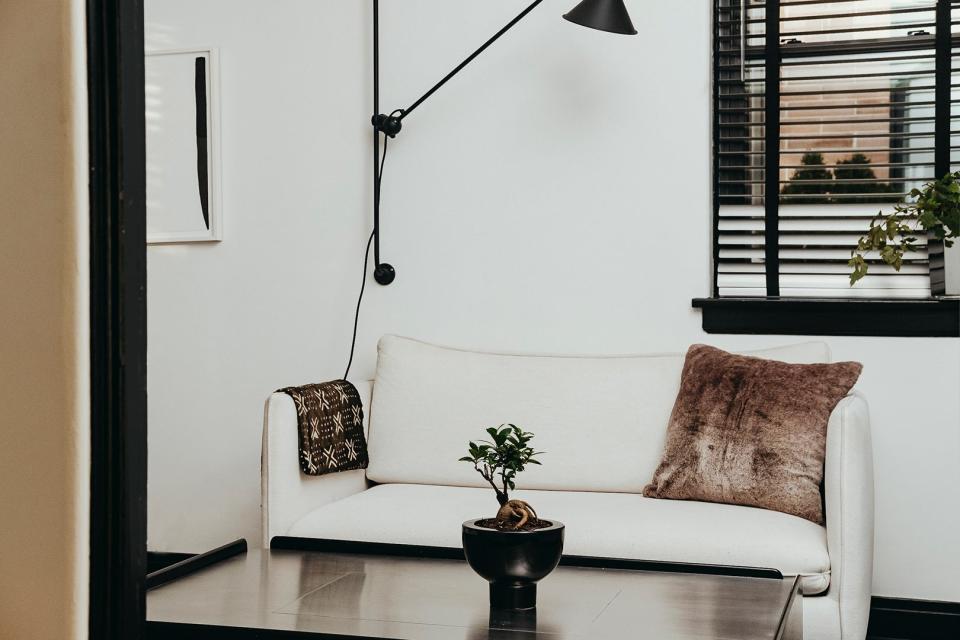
[462,519,565,610]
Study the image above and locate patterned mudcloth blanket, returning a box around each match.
[278,380,369,476]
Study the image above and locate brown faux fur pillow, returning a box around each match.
[643,344,862,524]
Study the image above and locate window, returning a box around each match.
[696,0,959,336]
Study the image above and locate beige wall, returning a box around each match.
[0,1,90,638]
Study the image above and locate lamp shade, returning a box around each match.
[563,0,637,36]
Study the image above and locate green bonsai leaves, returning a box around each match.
[460,424,542,507]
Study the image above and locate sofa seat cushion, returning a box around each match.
[286,484,831,595]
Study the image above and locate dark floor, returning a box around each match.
[866,596,960,640]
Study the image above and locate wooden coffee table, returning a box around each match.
[147,547,802,639]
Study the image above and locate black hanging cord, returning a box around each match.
[343,230,374,381]
[344,128,392,380]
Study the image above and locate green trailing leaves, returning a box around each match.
[850,172,960,286]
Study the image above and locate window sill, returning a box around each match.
[692,297,960,338]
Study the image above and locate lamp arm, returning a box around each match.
[370,0,546,286]
[373,0,547,137]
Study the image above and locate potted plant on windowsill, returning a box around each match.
[850,171,960,293]
[459,425,563,611]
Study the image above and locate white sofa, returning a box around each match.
[262,335,874,640]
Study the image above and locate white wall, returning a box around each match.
[145,0,960,601]
[0,1,90,638]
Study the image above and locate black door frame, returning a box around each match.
[87,0,148,638]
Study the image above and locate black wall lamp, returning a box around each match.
[369,0,637,285]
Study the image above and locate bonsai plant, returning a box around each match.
[849,171,960,286]
[459,424,545,531]
[458,424,564,611]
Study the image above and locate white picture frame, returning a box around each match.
[145,47,223,244]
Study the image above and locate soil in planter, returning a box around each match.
[475,518,553,532]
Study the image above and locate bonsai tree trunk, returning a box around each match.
[485,477,536,530]
[496,500,538,530]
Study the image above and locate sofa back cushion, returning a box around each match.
[365,336,831,493]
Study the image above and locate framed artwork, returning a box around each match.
[145,48,222,243]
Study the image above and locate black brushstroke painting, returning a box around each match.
[194,56,209,230]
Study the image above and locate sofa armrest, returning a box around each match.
[260,382,372,548]
[823,391,874,640]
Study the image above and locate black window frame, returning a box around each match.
[696,0,959,337]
